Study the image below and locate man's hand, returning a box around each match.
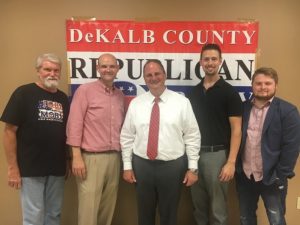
[3,123,21,189]
[8,165,22,189]
[123,170,136,183]
[72,155,87,179]
[219,161,235,182]
[183,170,198,186]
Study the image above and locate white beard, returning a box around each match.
[43,76,59,89]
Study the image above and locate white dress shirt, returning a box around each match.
[121,89,201,170]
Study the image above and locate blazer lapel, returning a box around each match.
[262,98,279,134]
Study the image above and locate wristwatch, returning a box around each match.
[189,168,198,175]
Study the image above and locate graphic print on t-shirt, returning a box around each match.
[38,100,64,122]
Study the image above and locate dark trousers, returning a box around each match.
[236,172,287,225]
[133,154,187,225]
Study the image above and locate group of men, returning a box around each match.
[1,43,300,225]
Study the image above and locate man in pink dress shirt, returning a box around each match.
[66,53,125,225]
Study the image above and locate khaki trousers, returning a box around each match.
[76,152,120,225]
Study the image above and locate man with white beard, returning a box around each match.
[1,53,70,225]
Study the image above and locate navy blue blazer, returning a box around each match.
[236,97,300,185]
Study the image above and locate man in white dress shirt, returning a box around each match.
[121,59,201,225]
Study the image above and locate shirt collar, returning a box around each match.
[251,97,274,109]
[147,88,169,103]
[200,76,225,89]
[97,79,115,94]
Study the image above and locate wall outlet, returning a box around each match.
[297,197,300,209]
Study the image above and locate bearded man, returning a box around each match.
[235,67,300,225]
[1,53,70,225]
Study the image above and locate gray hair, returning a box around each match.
[35,53,61,70]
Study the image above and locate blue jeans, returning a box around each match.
[236,172,287,225]
[21,176,65,225]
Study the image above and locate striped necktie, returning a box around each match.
[147,97,160,160]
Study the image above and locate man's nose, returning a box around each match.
[105,67,111,72]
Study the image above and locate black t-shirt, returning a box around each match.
[1,83,70,177]
[188,77,242,147]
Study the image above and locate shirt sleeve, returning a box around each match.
[227,87,243,117]
[66,86,88,147]
[182,99,201,169]
[120,102,136,170]
[1,88,23,126]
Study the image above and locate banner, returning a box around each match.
[66,20,259,103]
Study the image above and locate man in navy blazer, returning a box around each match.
[236,67,300,225]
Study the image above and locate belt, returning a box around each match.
[200,145,227,153]
[81,149,119,154]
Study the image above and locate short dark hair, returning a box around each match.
[200,43,222,59]
[143,59,166,75]
[252,67,279,84]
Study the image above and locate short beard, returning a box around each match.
[253,93,275,101]
[205,71,217,76]
[204,68,219,77]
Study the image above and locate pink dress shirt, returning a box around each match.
[242,99,271,181]
[67,80,125,152]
